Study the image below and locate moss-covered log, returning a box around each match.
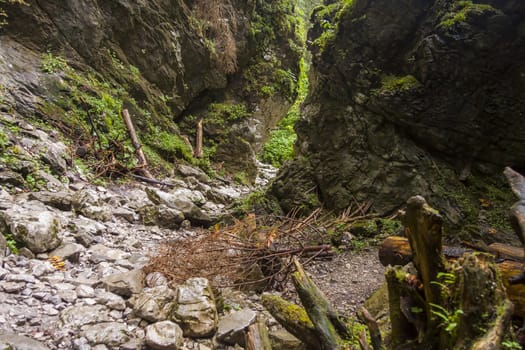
[263,257,358,350]
[261,293,321,350]
[291,257,350,350]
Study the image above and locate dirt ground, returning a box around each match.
[293,246,386,317]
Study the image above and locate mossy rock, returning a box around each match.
[350,219,379,237]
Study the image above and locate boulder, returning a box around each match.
[145,272,169,288]
[88,244,128,262]
[59,305,112,329]
[69,217,106,236]
[134,285,177,322]
[172,277,218,338]
[145,321,184,350]
[100,269,145,297]
[170,188,207,207]
[138,204,184,229]
[29,191,73,211]
[95,291,126,311]
[0,332,50,350]
[41,141,68,174]
[145,189,212,227]
[0,169,25,187]
[50,243,85,263]
[216,308,257,346]
[72,188,112,221]
[176,164,211,183]
[0,202,62,253]
[81,322,130,347]
[269,328,305,350]
[0,234,6,258]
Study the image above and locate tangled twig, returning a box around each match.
[146,204,374,290]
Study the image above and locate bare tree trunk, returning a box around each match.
[194,119,203,158]
[122,109,153,178]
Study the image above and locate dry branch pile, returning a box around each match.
[145,207,375,290]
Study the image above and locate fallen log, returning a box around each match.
[261,293,321,350]
[262,257,354,350]
[379,236,525,317]
[379,236,524,266]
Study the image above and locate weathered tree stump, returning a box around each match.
[379,236,525,317]
[386,196,515,350]
[399,196,445,343]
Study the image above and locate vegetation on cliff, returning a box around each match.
[272,0,525,244]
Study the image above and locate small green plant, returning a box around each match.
[145,130,193,163]
[439,1,498,28]
[41,51,68,73]
[234,171,249,185]
[4,233,18,254]
[0,129,8,150]
[25,173,45,191]
[0,0,27,27]
[502,340,522,350]
[429,302,463,334]
[431,271,457,289]
[375,75,421,94]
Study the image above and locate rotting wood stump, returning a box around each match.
[264,196,515,349]
[386,196,514,350]
[379,236,525,317]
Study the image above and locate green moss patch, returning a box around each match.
[37,52,195,179]
[375,75,421,94]
[439,0,500,28]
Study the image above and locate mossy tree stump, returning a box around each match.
[387,196,514,350]
[399,196,445,343]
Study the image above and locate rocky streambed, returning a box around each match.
[0,113,384,350]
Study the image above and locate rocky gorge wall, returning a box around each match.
[0,0,302,182]
[273,0,525,237]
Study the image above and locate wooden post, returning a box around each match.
[194,119,203,158]
[385,266,415,348]
[122,109,153,178]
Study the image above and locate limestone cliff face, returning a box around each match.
[0,0,301,180]
[273,0,525,228]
